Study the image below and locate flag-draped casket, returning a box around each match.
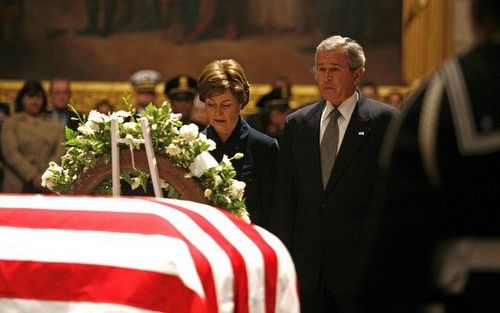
[0,195,299,313]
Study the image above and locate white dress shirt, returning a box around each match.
[319,91,358,151]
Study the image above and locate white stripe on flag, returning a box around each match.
[254,226,300,313]
[0,196,234,313]
[0,226,205,299]
[0,298,159,313]
[163,199,266,313]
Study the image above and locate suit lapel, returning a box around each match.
[325,95,372,194]
[300,101,325,194]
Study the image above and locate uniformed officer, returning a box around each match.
[164,75,198,125]
[129,69,162,113]
[361,1,500,312]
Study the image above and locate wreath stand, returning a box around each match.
[69,117,209,205]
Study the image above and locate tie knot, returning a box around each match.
[329,108,341,121]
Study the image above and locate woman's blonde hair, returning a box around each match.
[198,59,250,108]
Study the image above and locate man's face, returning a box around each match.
[315,50,363,106]
[171,100,194,122]
[136,92,156,108]
[50,80,71,110]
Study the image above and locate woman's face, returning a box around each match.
[23,94,43,116]
[204,92,241,141]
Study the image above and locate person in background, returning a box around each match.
[268,35,397,313]
[0,102,11,191]
[359,80,379,100]
[164,75,198,125]
[1,80,64,193]
[190,96,209,129]
[49,78,79,131]
[129,69,162,114]
[384,90,404,110]
[360,1,500,312]
[94,99,115,114]
[248,76,293,133]
[198,59,279,226]
[260,94,291,143]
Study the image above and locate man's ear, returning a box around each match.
[353,67,365,86]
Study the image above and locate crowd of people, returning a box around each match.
[0,1,498,312]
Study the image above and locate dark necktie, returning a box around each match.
[321,108,341,189]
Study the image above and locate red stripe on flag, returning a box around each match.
[150,200,249,313]
[225,214,279,313]
[0,208,218,313]
[0,260,205,312]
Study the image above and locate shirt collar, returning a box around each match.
[322,91,358,123]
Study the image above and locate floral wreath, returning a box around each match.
[42,100,249,221]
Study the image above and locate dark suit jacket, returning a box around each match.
[268,92,397,312]
[204,118,279,226]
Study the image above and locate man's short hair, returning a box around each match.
[315,35,366,72]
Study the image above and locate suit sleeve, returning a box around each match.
[258,137,279,225]
[267,117,296,250]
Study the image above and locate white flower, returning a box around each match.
[179,123,199,143]
[130,177,141,190]
[78,120,100,135]
[166,143,181,157]
[88,110,109,124]
[41,162,62,189]
[151,123,158,130]
[207,139,216,151]
[171,113,182,121]
[229,179,246,200]
[110,110,130,123]
[204,188,213,198]
[199,133,217,151]
[222,154,232,166]
[124,134,135,145]
[234,152,244,159]
[123,122,138,131]
[189,151,218,177]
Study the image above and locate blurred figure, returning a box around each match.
[191,96,209,129]
[0,102,10,125]
[256,93,291,143]
[384,90,404,110]
[49,79,79,131]
[94,99,115,114]
[164,75,198,125]
[359,80,379,100]
[249,76,292,132]
[129,69,162,113]
[1,80,63,193]
[361,1,500,312]
[198,59,279,225]
[0,102,11,191]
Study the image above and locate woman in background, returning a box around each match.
[1,80,63,193]
[198,59,279,225]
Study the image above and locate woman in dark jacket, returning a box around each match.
[198,59,279,225]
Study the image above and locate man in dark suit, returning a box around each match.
[268,35,398,313]
[360,1,500,312]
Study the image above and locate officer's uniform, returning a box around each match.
[164,75,198,125]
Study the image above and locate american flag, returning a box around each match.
[0,195,299,313]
